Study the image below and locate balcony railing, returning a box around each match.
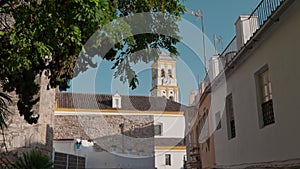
[186,143,201,169]
[254,0,285,26]
[186,161,202,169]
[220,0,286,65]
[220,37,237,62]
[189,143,200,156]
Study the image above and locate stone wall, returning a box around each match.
[54,115,153,139]
[0,72,55,161]
[54,114,155,156]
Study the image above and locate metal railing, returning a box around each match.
[254,0,285,26]
[262,99,275,126]
[220,0,286,64]
[220,36,237,59]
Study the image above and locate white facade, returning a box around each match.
[154,114,186,169]
[54,141,154,169]
[86,152,154,169]
[151,51,186,169]
[211,1,300,168]
[53,51,186,168]
[155,149,186,169]
[54,107,186,168]
[154,114,185,138]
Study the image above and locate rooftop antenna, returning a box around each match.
[197,74,201,90]
[214,34,222,55]
[214,34,218,55]
[187,8,207,74]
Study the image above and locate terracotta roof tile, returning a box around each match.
[56,92,186,112]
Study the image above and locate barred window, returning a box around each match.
[201,108,209,140]
[226,94,236,139]
[257,67,275,127]
[215,112,221,130]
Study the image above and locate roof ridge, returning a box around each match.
[56,92,187,108]
[58,92,174,101]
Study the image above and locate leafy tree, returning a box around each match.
[0,0,185,124]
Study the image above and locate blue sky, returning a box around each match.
[68,0,261,105]
[183,0,260,48]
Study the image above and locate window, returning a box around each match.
[112,93,121,108]
[127,149,132,155]
[138,150,144,156]
[111,145,117,152]
[226,94,236,139]
[161,90,167,98]
[196,122,201,142]
[161,69,165,78]
[115,99,119,108]
[168,69,172,78]
[201,108,209,140]
[215,112,221,130]
[260,70,272,102]
[154,123,162,136]
[203,108,208,120]
[165,154,171,166]
[256,66,275,127]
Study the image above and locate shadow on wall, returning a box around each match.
[93,123,155,156]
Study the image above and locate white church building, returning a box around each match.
[53,51,187,169]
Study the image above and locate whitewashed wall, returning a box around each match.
[154,114,185,138]
[86,152,154,169]
[213,1,300,168]
[154,114,186,169]
[54,139,94,157]
[155,150,185,169]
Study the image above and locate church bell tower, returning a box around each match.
[150,51,179,102]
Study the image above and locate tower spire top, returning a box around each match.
[159,50,174,60]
